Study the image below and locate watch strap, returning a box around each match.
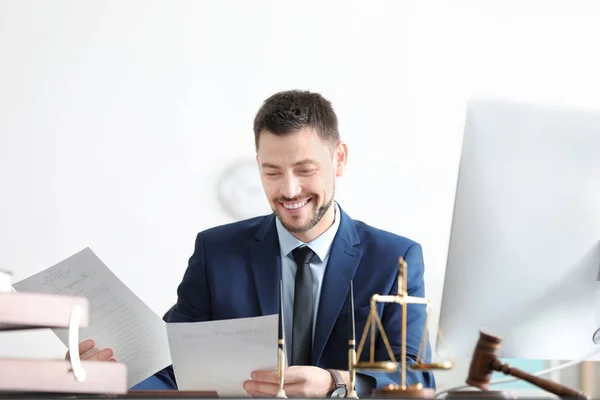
[327,368,346,389]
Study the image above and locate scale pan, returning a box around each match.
[354,361,398,372]
[409,361,453,370]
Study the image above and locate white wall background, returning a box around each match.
[2,0,600,391]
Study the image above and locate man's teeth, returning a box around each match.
[283,199,309,209]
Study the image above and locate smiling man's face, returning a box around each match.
[257,127,347,242]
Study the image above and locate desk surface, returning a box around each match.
[0,393,561,400]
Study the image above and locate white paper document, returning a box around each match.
[167,314,278,397]
[13,247,172,388]
[0,268,12,293]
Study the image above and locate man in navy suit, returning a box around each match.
[68,90,435,397]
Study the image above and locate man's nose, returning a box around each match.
[280,175,301,199]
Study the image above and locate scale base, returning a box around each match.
[445,390,516,399]
[373,384,435,398]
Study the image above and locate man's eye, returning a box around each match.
[298,170,315,175]
[265,172,279,176]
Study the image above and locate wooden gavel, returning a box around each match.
[466,331,589,399]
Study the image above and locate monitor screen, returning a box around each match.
[438,97,600,361]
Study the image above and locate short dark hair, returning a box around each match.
[253,90,340,150]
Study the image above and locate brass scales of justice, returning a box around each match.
[274,257,453,399]
[351,256,453,399]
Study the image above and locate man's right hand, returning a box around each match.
[65,338,116,362]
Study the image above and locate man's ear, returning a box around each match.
[334,141,348,177]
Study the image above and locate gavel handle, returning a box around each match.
[491,360,589,399]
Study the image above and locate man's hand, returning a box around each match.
[243,366,348,397]
[65,338,116,362]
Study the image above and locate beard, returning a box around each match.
[274,189,335,234]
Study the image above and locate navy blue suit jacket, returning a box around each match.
[135,205,435,393]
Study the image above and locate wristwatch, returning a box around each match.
[327,369,348,398]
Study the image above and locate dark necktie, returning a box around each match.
[291,245,315,365]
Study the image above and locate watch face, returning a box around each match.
[330,387,347,398]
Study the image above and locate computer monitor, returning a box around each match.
[437,97,600,362]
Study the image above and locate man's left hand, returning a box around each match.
[244,366,347,397]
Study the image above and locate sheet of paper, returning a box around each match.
[13,247,172,388]
[167,314,278,397]
[0,268,12,293]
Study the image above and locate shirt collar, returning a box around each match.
[275,202,341,263]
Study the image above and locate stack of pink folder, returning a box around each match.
[0,291,127,395]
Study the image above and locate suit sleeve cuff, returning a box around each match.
[354,373,376,397]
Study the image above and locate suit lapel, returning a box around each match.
[250,214,282,316]
[312,208,362,364]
